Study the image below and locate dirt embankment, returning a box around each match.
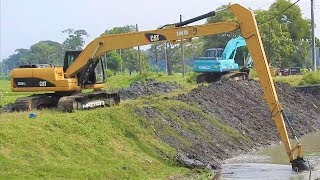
[136,80,320,169]
[119,78,181,100]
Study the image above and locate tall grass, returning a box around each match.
[0,106,189,178]
[298,71,320,85]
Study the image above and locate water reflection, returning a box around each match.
[219,133,320,180]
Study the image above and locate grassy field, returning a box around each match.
[0,74,206,179]
[0,105,194,178]
[273,75,304,86]
[0,72,316,178]
[251,69,320,86]
[0,80,34,107]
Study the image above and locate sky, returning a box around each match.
[0,0,319,60]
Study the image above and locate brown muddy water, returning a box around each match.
[218,133,320,180]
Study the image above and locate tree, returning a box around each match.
[1,28,87,76]
[122,48,147,75]
[203,5,239,49]
[256,0,311,68]
[269,0,310,41]
[316,37,320,47]
[147,39,204,74]
[1,49,28,73]
[103,25,145,74]
[105,50,122,73]
[62,28,89,52]
[256,9,294,67]
[24,41,63,65]
[103,25,136,35]
[147,43,181,75]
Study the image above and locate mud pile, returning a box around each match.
[177,80,320,140]
[295,84,320,101]
[119,78,181,100]
[137,80,320,169]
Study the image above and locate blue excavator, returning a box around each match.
[194,36,253,83]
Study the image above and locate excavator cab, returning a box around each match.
[202,48,224,59]
[63,50,106,86]
[63,51,82,71]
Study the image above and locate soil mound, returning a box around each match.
[119,78,181,100]
[177,80,320,140]
[137,80,320,169]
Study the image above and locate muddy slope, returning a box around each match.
[119,78,181,100]
[178,80,320,139]
[137,80,320,169]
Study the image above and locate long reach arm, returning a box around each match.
[65,4,308,171]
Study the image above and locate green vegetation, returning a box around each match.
[299,71,320,85]
[251,68,320,86]
[0,76,203,178]
[151,100,249,142]
[0,106,189,179]
[273,75,304,86]
[186,72,199,84]
[106,72,193,90]
[0,80,33,107]
[272,72,320,86]
[0,73,194,106]
[0,70,317,178]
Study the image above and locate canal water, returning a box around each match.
[218,133,320,180]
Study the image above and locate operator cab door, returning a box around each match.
[204,48,224,59]
[63,50,106,86]
[63,51,82,71]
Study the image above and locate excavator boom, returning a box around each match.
[64,21,239,77]
[229,4,308,171]
[10,4,309,171]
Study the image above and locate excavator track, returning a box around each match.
[13,97,33,111]
[196,71,249,84]
[220,71,249,82]
[13,94,60,111]
[57,91,120,112]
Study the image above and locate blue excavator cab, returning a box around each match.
[194,36,252,73]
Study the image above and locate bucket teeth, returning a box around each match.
[291,156,310,172]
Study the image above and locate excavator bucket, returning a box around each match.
[291,156,310,172]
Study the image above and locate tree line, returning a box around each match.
[1,0,319,78]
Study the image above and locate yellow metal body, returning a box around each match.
[11,66,80,92]
[10,4,302,161]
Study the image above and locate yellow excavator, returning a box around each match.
[10,4,309,171]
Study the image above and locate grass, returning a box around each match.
[251,69,319,86]
[0,72,193,106]
[0,106,190,179]
[130,98,249,149]
[0,80,33,107]
[106,72,193,90]
[298,71,320,85]
[273,71,320,86]
[273,75,304,86]
[3,70,311,178]
[0,76,212,178]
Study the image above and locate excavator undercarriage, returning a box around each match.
[12,91,120,112]
[57,91,120,112]
[196,67,250,83]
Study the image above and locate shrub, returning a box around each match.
[0,92,4,108]
[249,68,258,79]
[129,72,153,83]
[299,71,320,85]
[186,72,198,84]
[106,69,114,78]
